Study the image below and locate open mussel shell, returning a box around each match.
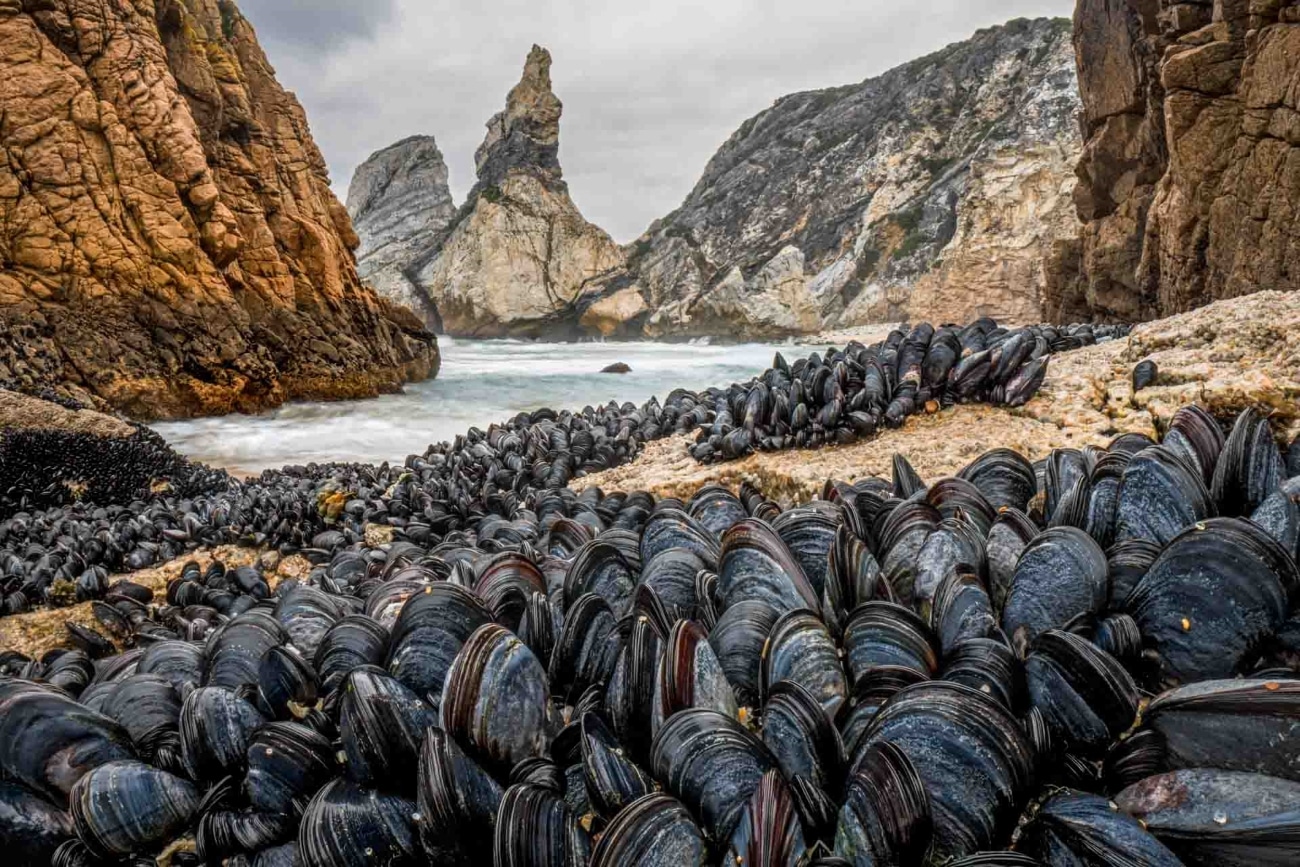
[1116,769,1300,866]
[442,623,552,776]
[298,778,419,867]
[852,681,1036,860]
[660,619,739,723]
[0,780,74,863]
[1127,518,1297,684]
[834,740,932,866]
[1117,445,1216,546]
[0,680,136,802]
[761,609,846,716]
[493,782,590,867]
[385,583,492,707]
[339,667,437,792]
[1024,630,1139,759]
[959,449,1038,514]
[245,721,335,815]
[727,768,807,867]
[589,793,707,867]
[416,727,503,866]
[761,680,846,797]
[651,708,779,843]
[708,600,777,708]
[1018,790,1183,866]
[1142,678,1300,780]
[70,760,200,857]
[581,712,653,819]
[1212,408,1286,517]
[1002,526,1107,651]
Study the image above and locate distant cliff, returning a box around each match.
[353,20,1084,340]
[0,0,438,419]
[1049,0,1300,322]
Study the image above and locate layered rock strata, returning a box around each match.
[0,0,438,419]
[1050,0,1300,321]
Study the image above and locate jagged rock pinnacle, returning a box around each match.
[475,45,565,189]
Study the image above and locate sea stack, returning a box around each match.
[408,46,629,337]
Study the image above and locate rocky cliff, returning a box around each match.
[619,17,1084,339]
[401,46,628,338]
[347,136,457,324]
[0,0,438,420]
[1051,0,1300,322]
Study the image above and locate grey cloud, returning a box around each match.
[248,0,1075,241]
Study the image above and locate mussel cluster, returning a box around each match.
[0,316,1118,621]
[687,320,1128,463]
[1,405,1298,865]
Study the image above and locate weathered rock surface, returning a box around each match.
[1050,0,1300,322]
[619,17,1084,339]
[578,289,1300,502]
[347,136,457,326]
[405,46,628,337]
[0,0,438,420]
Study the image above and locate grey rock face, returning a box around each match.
[347,136,457,324]
[621,17,1083,338]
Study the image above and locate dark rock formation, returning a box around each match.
[347,136,457,326]
[0,0,438,420]
[1050,0,1300,321]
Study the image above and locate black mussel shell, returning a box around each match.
[834,740,932,865]
[257,645,320,720]
[0,780,74,863]
[1212,408,1286,518]
[492,782,590,867]
[727,769,807,867]
[385,583,492,707]
[1025,630,1139,759]
[959,449,1038,514]
[203,612,287,692]
[298,778,419,867]
[590,793,707,867]
[761,680,846,798]
[660,619,738,724]
[1116,769,1300,866]
[717,520,821,616]
[70,760,200,857]
[1116,446,1215,546]
[1132,360,1159,392]
[416,727,503,866]
[339,667,437,792]
[180,686,266,783]
[1018,790,1182,867]
[581,712,654,819]
[708,600,778,709]
[651,708,778,843]
[245,722,335,816]
[607,618,661,766]
[315,616,390,696]
[761,609,846,716]
[843,601,939,687]
[1002,527,1107,651]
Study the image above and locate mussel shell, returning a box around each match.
[416,727,503,865]
[834,741,932,866]
[339,668,437,792]
[0,780,74,863]
[1024,630,1139,759]
[1116,769,1300,867]
[581,712,654,819]
[549,592,623,704]
[1002,527,1107,650]
[1127,518,1297,684]
[1143,679,1300,781]
[245,722,335,815]
[959,449,1037,514]
[761,609,846,716]
[1116,446,1216,546]
[708,600,777,709]
[689,486,749,539]
[842,601,939,686]
[717,520,821,616]
[1212,408,1286,518]
[0,680,136,802]
[852,682,1035,860]
[930,572,996,656]
[298,778,419,867]
[1018,790,1182,867]
[385,583,492,706]
[315,616,391,696]
[179,686,266,782]
[650,708,778,842]
[607,618,661,767]
[70,760,200,857]
[727,769,807,867]
[773,507,839,601]
[102,674,184,772]
[660,619,739,724]
[761,680,846,797]
[136,640,205,695]
[589,793,707,867]
[203,612,287,692]
[257,645,320,720]
[442,623,552,775]
[493,783,590,867]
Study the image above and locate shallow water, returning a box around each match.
[153,339,805,473]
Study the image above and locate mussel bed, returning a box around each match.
[0,401,1298,865]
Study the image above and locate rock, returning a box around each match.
[406,46,627,337]
[0,1,439,420]
[347,136,458,326]
[601,363,632,375]
[620,17,1083,338]
[1050,0,1300,321]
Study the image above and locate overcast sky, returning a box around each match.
[238,0,1075,242]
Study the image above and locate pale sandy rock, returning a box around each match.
[581,287,651,337]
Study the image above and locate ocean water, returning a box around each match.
[153,339,805,474]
